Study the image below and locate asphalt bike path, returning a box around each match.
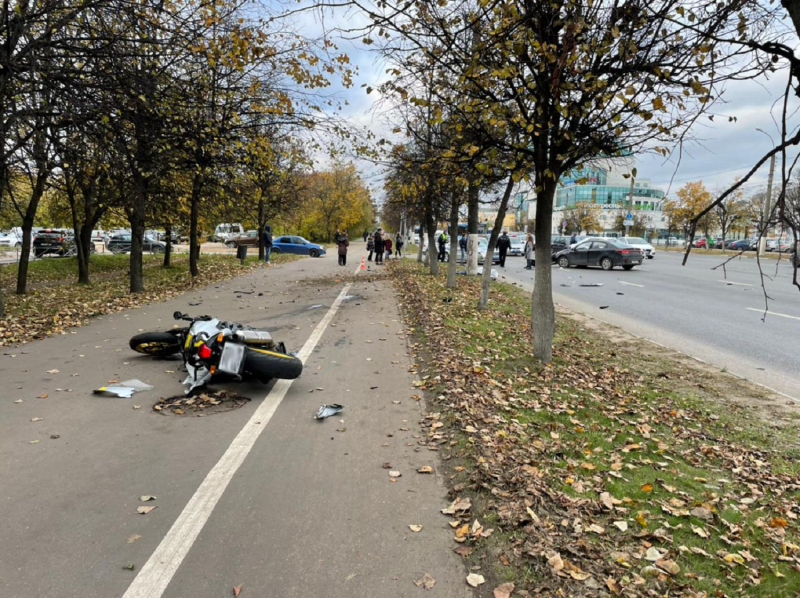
[0,249,470,597]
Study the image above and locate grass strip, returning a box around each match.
[0,253,299,347]
[391,260,800,597]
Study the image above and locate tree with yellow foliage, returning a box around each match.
[663,182,714,242]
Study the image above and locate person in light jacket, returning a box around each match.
[524,233,534,269]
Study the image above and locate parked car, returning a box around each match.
[692,237,708,248]
[32,229,97,257]
[0,231,22,248]
[556,238,643,270]
[508,236,526,256]
[272,235,326,257]
[91,230,110,244]
[618,236,655,259]
[107,233,166,254]
[729,239,755,251]
[212,223,244,242]
[225,230,259,248]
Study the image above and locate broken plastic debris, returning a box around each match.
[94,386,135,398]
[119,379,154,391]
[314,404,344,420]
[579,283,603,287]
[93,379,153,398]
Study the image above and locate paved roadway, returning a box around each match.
[0,252,470,598]
[500,250,800,400]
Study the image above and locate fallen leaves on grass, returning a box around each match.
[391,261,800,597]
[0,254,297,348]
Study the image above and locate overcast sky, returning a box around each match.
[285,2,800,203]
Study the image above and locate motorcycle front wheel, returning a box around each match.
[129,331,182,356]
[243,347,303,381]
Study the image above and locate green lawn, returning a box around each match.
[392,260,800,597]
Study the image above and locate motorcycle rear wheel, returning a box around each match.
[130,331,182,356]
[243,347,303,381]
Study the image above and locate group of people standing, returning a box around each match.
[365,229,404,263]
[334,228,406,267]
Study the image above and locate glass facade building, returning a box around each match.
[555,184,665,208]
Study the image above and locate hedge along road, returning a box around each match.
[0,249,470,598]
[500,249,800,401]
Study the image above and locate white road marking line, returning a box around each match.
[719,280,753,287]
[123,283,353,598]
[746,307,800,322]
[619,281,644,287]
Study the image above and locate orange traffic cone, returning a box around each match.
[360,257,366,270]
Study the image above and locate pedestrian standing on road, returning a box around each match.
[367,233,375,261]
[524,233,534,269]
[459,233,467,262]
[336,230,349,266]
[395,234,404,257]
[374,228,384,264]
[437,231,448,262]
[262,224,273,264]
[363,230,368,242]
[384,236,393,261]
[497,230,511,268]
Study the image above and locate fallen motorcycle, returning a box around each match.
[129,311,303,394]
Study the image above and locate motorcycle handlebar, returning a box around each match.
[173,311,211,322]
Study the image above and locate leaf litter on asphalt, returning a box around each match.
[390,261,800,597]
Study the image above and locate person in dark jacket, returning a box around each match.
[363,230,368,242]
[437,231,448,262]
[395,234,404,257]
[497,230,511,267]
[366,233,375,261]
[262,224,273,263]
[459,233,467,262]
[374,229,384,264]
[336,230,349,266]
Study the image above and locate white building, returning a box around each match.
[521,156,668,237]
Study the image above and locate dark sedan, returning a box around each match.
[556,238,643,270]
[107,234,166,254]
[729,239,755,251]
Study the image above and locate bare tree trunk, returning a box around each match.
[163,223,172,267]
[446,197,459,288]
[16,171,48,295]
[129,177,147,293]
[257,196,265,260]
[479,175,514,310]
[467,179,479,275]
[427,229,438,274]
[532,182,556,363]
[189,172,202,278]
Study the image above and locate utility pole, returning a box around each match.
[758,154,776,256]
[622,172,635,236]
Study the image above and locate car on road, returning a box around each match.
[0,231,22,248]
[618,236,655,259]
[508,236,526,256]
[692,237,709,248]
[225,230,259,248]
[729,239,755,251]
[555,237,643,270]
[272,235,326,257]
[107,233,166,254]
